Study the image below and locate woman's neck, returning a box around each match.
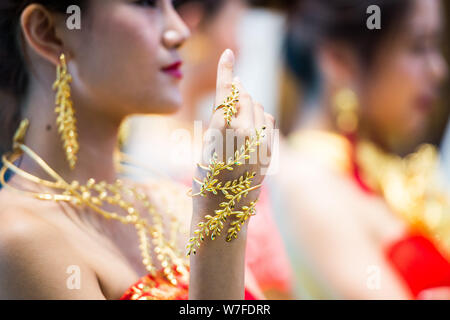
[20,80,121,185]
[293,97,415,157]
[292,92,336,133]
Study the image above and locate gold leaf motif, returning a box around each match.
[187,128,266,255]
[53,54,79,170]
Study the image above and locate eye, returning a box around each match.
[133,0,157,7]
[172,0,190,9]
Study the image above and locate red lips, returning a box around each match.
[162,61,183,79]
[415,94,437,114]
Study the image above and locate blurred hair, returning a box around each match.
[176,0,227,23]
[285,0,412,99]
[248,0,293,10]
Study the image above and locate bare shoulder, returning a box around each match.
[0,189,68,247]
[278,155,406,243]
[279,155,358,214]
[0,199,66,254]
[0,191,104,299]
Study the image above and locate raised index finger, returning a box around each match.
[211,49,236,128]
[215,49,235,107]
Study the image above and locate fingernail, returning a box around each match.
[223,49,235,65]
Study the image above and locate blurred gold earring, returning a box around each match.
[53,54,79,170]
[333,88,359,134]
[181,33,210,64]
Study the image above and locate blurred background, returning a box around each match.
[123,0,450,300]
[0,0,448,301]
[125,0,450,176]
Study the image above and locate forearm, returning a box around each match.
[187,48,273,300]
[189,201,248,300]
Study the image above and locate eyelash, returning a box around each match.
[133,0,157,8]
[172,0,189,9]
[132,0,189,11]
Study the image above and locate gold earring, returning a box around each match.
[53,54,79,170]
[333,88,359,134]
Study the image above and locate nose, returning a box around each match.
[162,2,191,50]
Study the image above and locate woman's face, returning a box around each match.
[361,0,447,150]
[68,0,190,121]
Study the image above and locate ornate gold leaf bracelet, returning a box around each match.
[187,83,266,255]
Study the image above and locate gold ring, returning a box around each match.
[214,83,239,126]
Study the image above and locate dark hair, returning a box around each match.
[201,0,227,19]
[285,0,412,99]
[0,0,85,161]
[176,0,227,23]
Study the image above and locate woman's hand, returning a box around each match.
[188,49,275,300]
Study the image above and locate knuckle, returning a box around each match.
[222,59,234,70]
[222,82,233,92]
[235,126,252,137]
[255,104,265,114]
[265,113,275,123]
[241,92,251,100]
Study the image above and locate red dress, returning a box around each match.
[386,234,450,298]
[120,268,256,300]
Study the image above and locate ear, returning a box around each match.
[20,4,64,67]
[318,42,361,86]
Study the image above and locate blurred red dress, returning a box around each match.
[289,130,450,299]
[120,268,257,300]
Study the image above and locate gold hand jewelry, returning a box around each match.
[187,127,266,256]
[214,83,239,126]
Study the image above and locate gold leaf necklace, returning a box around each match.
[0,119,189,286]
[356,140,450,259]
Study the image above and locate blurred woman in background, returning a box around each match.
[277,0,450,299]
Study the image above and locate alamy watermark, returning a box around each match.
[366,265,381,290]
[65,4,382,31]
[367,5,381,30]
[66,5,81,30]
[165,121,280,176]
[66,265,81,290]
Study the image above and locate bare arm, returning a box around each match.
[188,49,274,300]
[189,197,249,299]
[280,161,412,300]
